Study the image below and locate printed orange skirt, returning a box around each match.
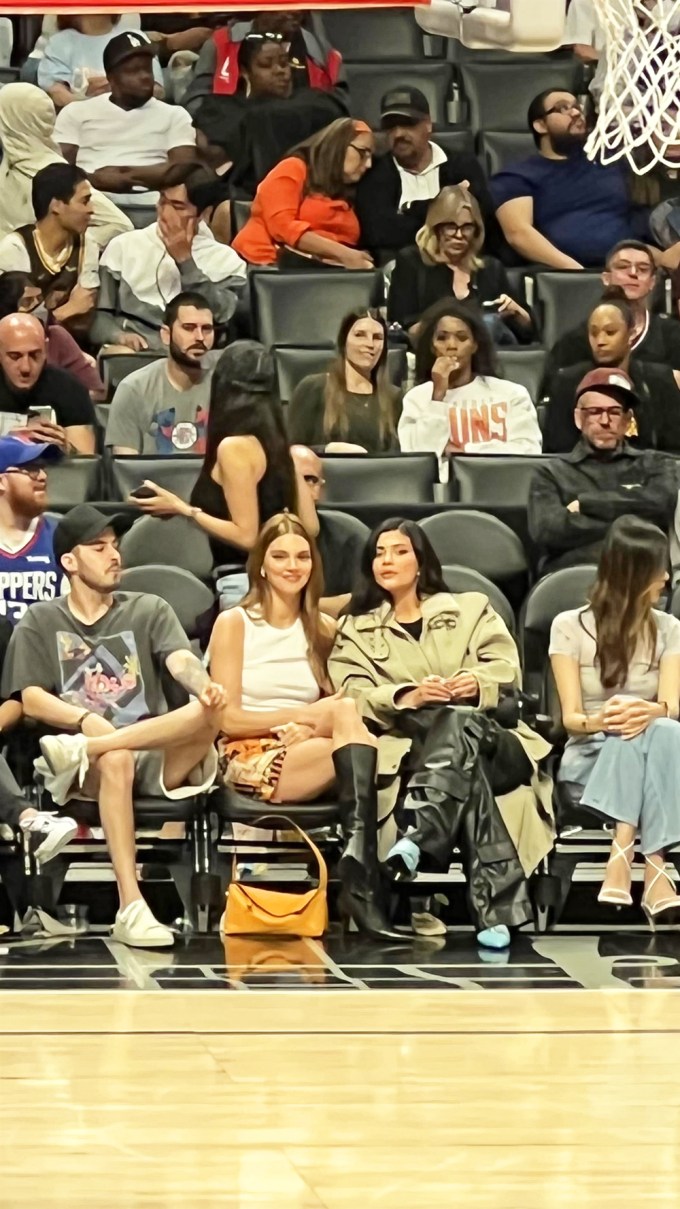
[217,736,287,801]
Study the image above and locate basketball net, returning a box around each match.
[586,0,680,173]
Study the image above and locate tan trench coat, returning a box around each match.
[328,592,555,873]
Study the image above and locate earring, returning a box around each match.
[260,568,266,579]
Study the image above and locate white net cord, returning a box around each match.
[586,0,680,172]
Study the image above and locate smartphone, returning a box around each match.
[130,485,157,500]
[481,300,501,314]
[27,406,56,424]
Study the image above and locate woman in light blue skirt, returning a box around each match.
[550,516,680,927]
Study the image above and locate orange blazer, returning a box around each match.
[232,156,361,265]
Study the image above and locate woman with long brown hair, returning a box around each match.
[287,308,401,453]
[231,116,375,267]
[209,512,399,938]
[550,515,680,926]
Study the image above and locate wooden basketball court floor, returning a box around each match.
[2,930,680,1207]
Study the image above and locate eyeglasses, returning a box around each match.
[349,143,373,161]
[578,405,625,420]
[4,464,48,479]
[543,100,583,116]
[610,260,654,277]
[438,222,477,238]
[303,474,325,486]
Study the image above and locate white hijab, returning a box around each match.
[0,82,132,248]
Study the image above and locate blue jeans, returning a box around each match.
[578,719,680,854]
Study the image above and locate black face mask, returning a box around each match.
[550,128,588,157]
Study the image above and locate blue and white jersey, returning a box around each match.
[0,516,67,625]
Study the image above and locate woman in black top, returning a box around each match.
[544,290,680,454]
[130,341,318,572]
[387,185,534,344]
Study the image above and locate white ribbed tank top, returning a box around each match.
[236,606,321,711]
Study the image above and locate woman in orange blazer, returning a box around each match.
[232,117,375,269]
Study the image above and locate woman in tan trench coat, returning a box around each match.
[329,518,554,949]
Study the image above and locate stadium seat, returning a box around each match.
[441,563,515,633]
[231,198,252,234]
[449,454,548,508]
[0,66,20,84]
[459,60,578,133]
[46,457,102,511]
[420,510,528,586]
[535,272,605,350]
[519,565,597,698]
[120,516,215,581]
[323,7,425,60]
[478,130,535,175]
[120,565,215,642]
[100,351,164,400]
[118,204,157,230]
[275,346,407,405]
[322,454,438,505]
[496,348,547,403]
[110,455,202,503]
[252,270,384,347]
[430,127,475,157]
[345,62,453,126]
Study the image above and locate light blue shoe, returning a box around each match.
[476,924,511,950]
[384,836,420,881]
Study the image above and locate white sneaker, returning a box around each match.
[111,900,174,949]
[20,811,78,864]
[37,734,90,805]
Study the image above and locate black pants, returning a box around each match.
[0,753,28,828]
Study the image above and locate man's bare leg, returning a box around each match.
[82,750,140,910]
[85,701,217,758]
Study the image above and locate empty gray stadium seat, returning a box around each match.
[231,198,252,234]
[322,454,437,505]
[478,130,535,175]
[496,348,547,403]
[253,270,383,347]
[120,515,214,580]
[460,60,578,132]
[449,454,548,507]
[324,7,425,60]
[345,62,453,126]
[46,457,102,510]
[535,272,604,350]
[120,565,215,639]
[275,346,407,404]
[441,563,515,632]
[421,510,528,584]
[100,351,163,400]
[520,565,598,696]
[430,128,475,157]
[110,455,202,503]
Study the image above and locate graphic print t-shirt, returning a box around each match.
[0,516,67,625]
[105,357,214,455]
[3,591,190,727]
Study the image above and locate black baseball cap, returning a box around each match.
[54,504,129,564]
[380,87,430,127]
[103,31,155,75]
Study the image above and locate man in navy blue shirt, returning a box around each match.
[491,88,645,269]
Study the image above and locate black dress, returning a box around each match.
[190,460,291,568]
[387,246,535,343]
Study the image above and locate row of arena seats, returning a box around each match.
[4,554,678,933]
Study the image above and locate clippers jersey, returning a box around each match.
[0,516,66,625]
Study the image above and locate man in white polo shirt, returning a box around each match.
[54,30,196,208]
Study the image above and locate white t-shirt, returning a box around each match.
[54,94,195,205]
[398,373,542,478]
[396,141,449,210]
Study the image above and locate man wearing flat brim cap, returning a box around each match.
[528,364,678,571]
[355,84,496,260]
[2,501,230,950]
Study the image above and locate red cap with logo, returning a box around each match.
[574,367,640,410]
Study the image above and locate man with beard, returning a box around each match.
[0,435,66,625]
[90,161,246,353]
[491,89,646,268]
[54,30,196,208]
[106,292,216,455]
[355,87,495,261]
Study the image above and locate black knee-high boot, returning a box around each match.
[333,743,404,941]
[387,709,532,932]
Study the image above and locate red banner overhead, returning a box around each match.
[4,1,428,11]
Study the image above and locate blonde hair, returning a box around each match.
[416,185,485,271]
[241,513,331,687]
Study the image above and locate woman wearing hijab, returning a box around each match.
[0,83,131,251]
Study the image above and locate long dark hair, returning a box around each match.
[586,515,668,688]
[191,341,297,516]
[323,308,398,444]
[346,518,449,616]
[414,298,498,386]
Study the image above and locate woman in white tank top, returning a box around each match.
[209,512,401,940]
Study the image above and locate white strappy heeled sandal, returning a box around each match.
[597,838,635,907]
[641,857,680,930]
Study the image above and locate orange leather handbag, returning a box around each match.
[221,816,328,938]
